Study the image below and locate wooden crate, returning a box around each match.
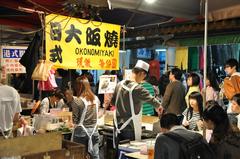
[22,140,88,159]
[63,140,87,159]
[0,132,62,157]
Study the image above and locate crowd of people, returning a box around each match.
[1,58,240,159]
[153,58,240,159]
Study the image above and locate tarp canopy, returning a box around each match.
[1,0,240,45]
[109,0,240,21]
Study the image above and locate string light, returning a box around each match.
[144,0,157,4]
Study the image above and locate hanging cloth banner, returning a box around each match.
[175,47,188,70]
[45,14,121,70]
[166,47,176,67]
[188,47,199,71]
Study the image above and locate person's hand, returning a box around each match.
[19,117,28,127]
[103,108,107,114]
[196,120,204,131]
[98,108,105,118]
[68,122,75,128]
[182,117,189,127]
[155,106,164,116]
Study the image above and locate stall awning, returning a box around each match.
[109,0,240,21]
[175,34,240,46]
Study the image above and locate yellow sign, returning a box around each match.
[45,14,121,70]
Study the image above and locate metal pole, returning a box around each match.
[122,25,126,70]
[203,0,208,139]
[203,0,208,94]
[165,47,169,72]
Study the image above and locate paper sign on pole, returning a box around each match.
[98,75,117,94]
[124,69,132,80]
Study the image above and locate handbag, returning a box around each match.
[32,60,53,81]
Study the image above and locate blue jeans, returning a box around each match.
[73,127,100,159]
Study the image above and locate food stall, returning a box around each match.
[0,132,87,159]
[98,111,159,159]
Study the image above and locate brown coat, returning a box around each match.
[161,81,186,115]
[223,73,240,100]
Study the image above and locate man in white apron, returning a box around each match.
[111,60,163,146]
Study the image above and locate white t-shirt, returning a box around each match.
[0,85,22,132]
[40,97,64,114]
[40,97,51,114]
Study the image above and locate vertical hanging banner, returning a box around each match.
[0,46,27,74]
[45,14,121,70]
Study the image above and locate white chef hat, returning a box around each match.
[134,60,149,72]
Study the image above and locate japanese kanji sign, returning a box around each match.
[0,46,26,75]
[45,14,121,70]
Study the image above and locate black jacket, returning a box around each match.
[19,31,42,79]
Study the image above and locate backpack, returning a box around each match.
[223,75,240,100]
[214,133,240,159]
[164,132,216,159]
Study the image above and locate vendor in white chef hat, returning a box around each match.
[111,60,163,147]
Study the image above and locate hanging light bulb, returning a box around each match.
[144,0,157,4]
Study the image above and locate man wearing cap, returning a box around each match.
[111,60,162,144]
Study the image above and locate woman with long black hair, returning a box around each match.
[203,102,240,159]
[182,91,203,131]
[204,71,220,102]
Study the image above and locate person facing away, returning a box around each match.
[159,71,170,97]
[182,92,204,131]
[141,77,155,116]
[204,71,220,102]
[0,79,24,139]
[111,60,162,143]
[154,113,210,159]
[161,68,186,115]
[203,102,240,159]
[72,76,100,159]
[185,72,200,107]
[148,76,161,101]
